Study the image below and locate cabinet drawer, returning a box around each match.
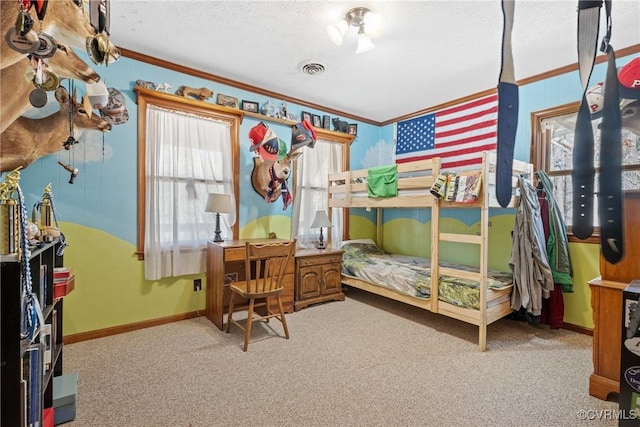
[224,247,246,262]
[297,255,341,268]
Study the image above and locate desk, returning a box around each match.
[589,277,625,400]
[206,239,295,330]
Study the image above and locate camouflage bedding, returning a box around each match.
[341,242,513,310]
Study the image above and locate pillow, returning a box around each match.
[340,238,376,248]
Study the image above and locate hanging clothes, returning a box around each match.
[536,181,564,329]
[537,171,573,292]
[509,175,554,317]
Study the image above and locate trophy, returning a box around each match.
[0,168,21,255]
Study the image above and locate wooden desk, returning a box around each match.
[206,239,295,330]
[589,277,626,400]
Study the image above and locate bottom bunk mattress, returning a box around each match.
[341,241,513,310]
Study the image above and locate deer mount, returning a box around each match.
[250,147,302,210]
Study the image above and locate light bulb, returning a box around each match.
[356,28,375,54]
[327,19,348,45]
[363,12,384,37]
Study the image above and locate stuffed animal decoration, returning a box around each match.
[332,117,349,133]
[175,85,214,101]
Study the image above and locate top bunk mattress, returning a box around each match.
[341,241,513,310]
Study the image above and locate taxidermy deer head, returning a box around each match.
[251,146,303,210]
[0,86,111,172]
[1,44,101,133]
[1,0,119,70]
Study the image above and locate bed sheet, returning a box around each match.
[341,242,513,310]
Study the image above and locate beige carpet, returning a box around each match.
[63,287,618,427]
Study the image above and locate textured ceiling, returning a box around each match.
[110,0,640,124]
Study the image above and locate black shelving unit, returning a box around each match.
[1,240,65,426]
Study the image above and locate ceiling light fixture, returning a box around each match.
[327,7,383,54]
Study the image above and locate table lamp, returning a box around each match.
[205,193,232,242]
[311,210,332,249]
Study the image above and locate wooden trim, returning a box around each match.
[120,47,377,126]
[242,110,356,145]
[134,86,243,259]
[63,311,204,344]
[562,322,593,336]
[381,43,640,126]
[518,44,640,86]
[121,44,638,127]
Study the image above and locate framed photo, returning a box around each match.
[301,111,312,123]
[216,94,239,109]
[322,115,331,129]
[348,123,358,135]
[224,272,238,285]
[241,100,259,113]
[312,114,322,128]
[287,112,300,122]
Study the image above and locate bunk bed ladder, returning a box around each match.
[478,152,490,351]
[430,158,441,314]
[436,152,490,351]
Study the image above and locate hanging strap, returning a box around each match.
[598,0,624,264]
[496,0,519,208]
[572,0,602,239]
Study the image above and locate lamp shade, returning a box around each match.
[311,210,332,228]
[356,28,375,54]
[327,19,349,45]
[363,11,384,37]
[205,193,232,214]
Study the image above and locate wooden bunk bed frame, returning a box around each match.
[328,151,533,351]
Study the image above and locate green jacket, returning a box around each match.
[538,171,573,292]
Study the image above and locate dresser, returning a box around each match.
[206,239,295,330]
[294,248,344,311]
[589,191,640,400]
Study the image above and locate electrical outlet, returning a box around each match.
[193,279,202,292]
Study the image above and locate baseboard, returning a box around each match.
[562,322,593,336]
[62,312,592,344]
[63,311,204,344]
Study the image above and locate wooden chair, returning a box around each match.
[226,240,296,351]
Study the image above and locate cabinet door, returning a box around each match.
[321,263,342,295]
[298,266,321,299]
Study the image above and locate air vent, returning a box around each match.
[299,62,326,75]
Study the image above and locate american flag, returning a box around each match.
[395,94,498,170]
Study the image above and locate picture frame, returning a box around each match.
[216,94,239,109]
[322,115,331,129]
[312,114,322,128]
[241,100,259,113]
[301,111,312,123]
[348,123,358,135]
[224,272,238,286]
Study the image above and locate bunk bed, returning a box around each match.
[327,151,533,351]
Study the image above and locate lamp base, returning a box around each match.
[213,212,223,242]
[316,227,326,249]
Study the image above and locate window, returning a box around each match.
[531,101,640,242]
[136,88,242,279]
[291,132,352,248]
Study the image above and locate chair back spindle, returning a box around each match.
[227,240,296,351]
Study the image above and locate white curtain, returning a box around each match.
[292,139,343,248]
[144,105,236,280]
